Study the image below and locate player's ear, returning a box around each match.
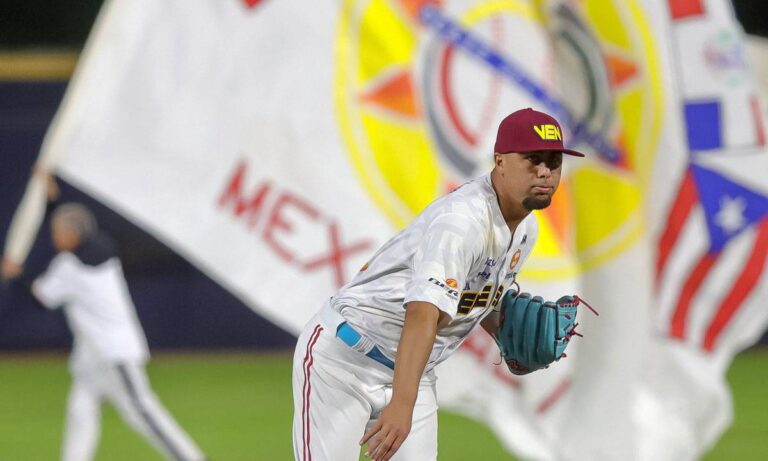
[494,152,504,168]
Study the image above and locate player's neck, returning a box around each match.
[499,202,528,233]
[490,173,529,232]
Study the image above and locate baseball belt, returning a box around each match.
[319,302,395,370]
[336,322,395,370]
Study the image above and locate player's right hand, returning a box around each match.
[1,257,23,281]
[360,400,413,461]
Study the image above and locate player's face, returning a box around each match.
[495,150,562,210]
[51,220,80,252]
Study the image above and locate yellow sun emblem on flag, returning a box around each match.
[334,0,664,280]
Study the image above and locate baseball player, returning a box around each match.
[2,175,206,461]
[291,108,587,460]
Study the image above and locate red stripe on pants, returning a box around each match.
[301,325,323,461]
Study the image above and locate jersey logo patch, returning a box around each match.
[428,277,459,298]
[509,249,522,271]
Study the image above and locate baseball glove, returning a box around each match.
[496,290,594,375]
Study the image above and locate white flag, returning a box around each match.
[637,1,768,459]
[7,0,767,460]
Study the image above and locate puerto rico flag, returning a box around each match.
[658,162,768,353]
[656,0,768,357]
[637,2,768,460]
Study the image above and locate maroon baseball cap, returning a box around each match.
[494,108,585,157]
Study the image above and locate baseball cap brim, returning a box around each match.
[560,148,585,157]
[519,148,586,157]
[494,108,587,158]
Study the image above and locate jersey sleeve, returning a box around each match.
[31,253,76,309]
[404,213,483,318]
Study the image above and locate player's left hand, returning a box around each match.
[496,290,598,375]
[360,399,413,461]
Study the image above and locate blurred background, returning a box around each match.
[1,1,767,460]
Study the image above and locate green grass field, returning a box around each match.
[0,350,765,460]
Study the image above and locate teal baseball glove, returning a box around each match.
[496,290,594,375]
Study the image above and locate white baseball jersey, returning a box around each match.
[32,251,149,373]
[332,174,538,372]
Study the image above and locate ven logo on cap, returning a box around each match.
[494,108,585,157]
[533,124,561,141]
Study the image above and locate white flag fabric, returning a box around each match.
[637,1,768,459]
[10,0,767,459]
[42,0,398,333]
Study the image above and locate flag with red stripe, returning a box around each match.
[6,1,766,460]
[657,163,768,352]
[655,0,768,356]
[637,1,768,459]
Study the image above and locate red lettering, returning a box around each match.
[263,192,321,263]
[218,159,375,286]
[536,378,571,414]
[460,331,492,362]
[302,222,372,288]
[242,0,264,8]
[460,330,520,388]
[493,363,521,388]
[219,160,272,228]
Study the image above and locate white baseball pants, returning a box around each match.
[292,307,438,461]
[62,361,205,461]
